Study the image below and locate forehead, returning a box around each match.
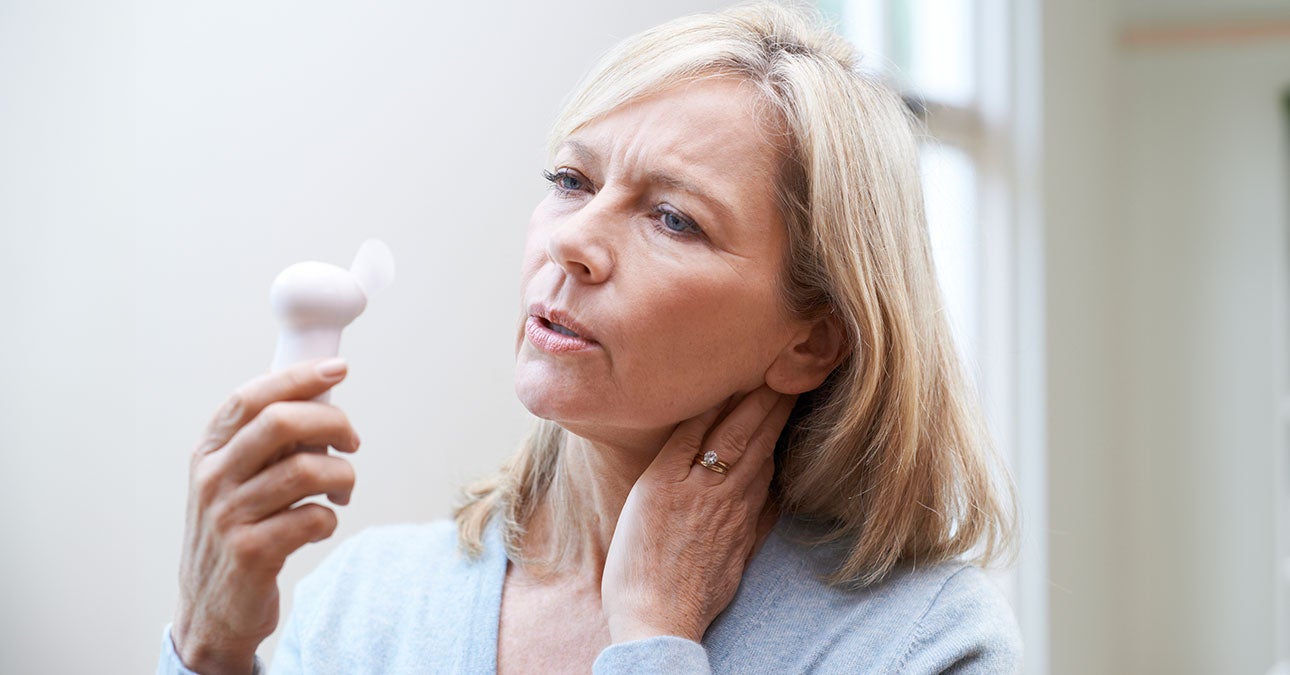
[559,78,785,211]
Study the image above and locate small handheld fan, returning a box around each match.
[268,239,395,400]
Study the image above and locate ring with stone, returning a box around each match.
[694,450,730,475]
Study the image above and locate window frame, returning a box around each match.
[830,1,1048,672]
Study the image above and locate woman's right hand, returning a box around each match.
[171,358,361,675]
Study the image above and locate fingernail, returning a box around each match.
[316,358,347,379]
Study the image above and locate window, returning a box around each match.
[822,1,1047,672]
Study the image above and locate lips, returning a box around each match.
[526,303,599,353]
[545,320,580,338]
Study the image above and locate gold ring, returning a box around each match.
[693,450,730,474]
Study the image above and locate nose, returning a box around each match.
[545,203,614,284]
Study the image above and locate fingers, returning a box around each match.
[702,387,779,464]
[230,452,357,522]
[648,387,796,488]
[240,503,340,569]
[744,454,776,524]
[650,403,724,479]
[684,387,794,487]
[725,393,796,485]
[196,358,349,457]
[221,401,360,482]
[175,362,357,668]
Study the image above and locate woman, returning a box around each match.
[161,3,1021,673]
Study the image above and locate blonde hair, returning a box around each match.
[457,1,1016,585]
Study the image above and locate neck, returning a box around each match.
[522,424,671,579]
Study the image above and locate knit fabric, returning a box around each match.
[158,516,1021,673]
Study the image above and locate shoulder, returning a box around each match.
[891,564,1023,673]
[295,521,461,597]
[311,520,463,576]
[289,518,500,637]
[707,518,1022,673]
[278,519,506,673]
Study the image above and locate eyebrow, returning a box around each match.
[558,139,738,225]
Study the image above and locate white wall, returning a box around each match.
[1119,36,1287,675]
[0,2,725,672]
[1042,0,1290,672]
[1039,0,1122,671]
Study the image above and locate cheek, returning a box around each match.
[624,280,786,389]
[519,207,555,291]
[518,247,543,292]
[517,209,550,351]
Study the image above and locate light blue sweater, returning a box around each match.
[159,516,1021,673]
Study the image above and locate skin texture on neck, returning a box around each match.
[518,416,783,583]
[497,430,665,675]
[498,409,785,675]
[521,429,663,580]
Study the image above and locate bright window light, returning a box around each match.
[920,141,979,359]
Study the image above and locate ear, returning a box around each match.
[765,313,849,395]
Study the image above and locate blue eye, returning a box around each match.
[542,168,588,194]
[657,207,702,237]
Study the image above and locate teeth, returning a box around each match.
[549,322,579,338]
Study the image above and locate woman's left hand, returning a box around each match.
[601,386,797,643]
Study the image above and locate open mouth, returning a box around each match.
[541,318,581,339]
[526,303,597,352]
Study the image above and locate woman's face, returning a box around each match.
[515,78,802,441]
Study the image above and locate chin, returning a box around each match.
[515,384,665,452]
[514,365,594,424]
[514,382,559,421]
[514,373,659,442]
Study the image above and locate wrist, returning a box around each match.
[177,644,257,675]
[170,624,258,675]
[606,613,703,645]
